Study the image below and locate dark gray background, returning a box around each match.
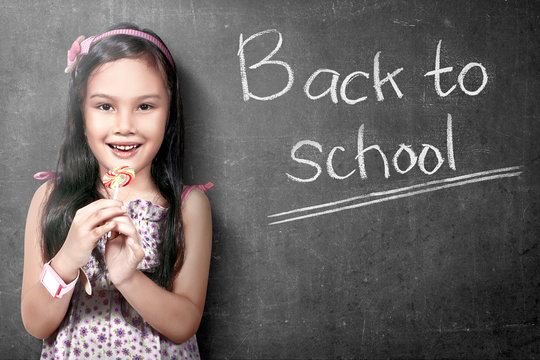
[1,0,539,358]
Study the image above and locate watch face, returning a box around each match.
[41,266,63,297]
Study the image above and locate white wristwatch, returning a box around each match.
[40,260,79,299]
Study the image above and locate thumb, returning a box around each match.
[127,237,145,259]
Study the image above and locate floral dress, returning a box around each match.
[41,184,212,360]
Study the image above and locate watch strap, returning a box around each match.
[40,260,79,299]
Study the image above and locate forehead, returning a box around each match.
[85,58,169,98]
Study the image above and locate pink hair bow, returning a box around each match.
[64,35,94,73]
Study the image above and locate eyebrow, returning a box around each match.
[88,93,163,101]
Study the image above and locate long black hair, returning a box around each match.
[42,23,185,290]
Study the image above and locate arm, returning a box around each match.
[110,189,212,344]
[21,182,126,339]
[21,182,73,339]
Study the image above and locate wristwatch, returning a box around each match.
[40,260,79,299]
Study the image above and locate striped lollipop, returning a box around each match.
[103,166,134,238]
[102,166,135,200]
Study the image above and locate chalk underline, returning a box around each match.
[268,166,523,225]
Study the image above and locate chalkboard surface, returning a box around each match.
[2,0,539,358]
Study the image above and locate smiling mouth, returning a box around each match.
[108,144,141,151]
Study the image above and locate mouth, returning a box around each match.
[107,143,141,158]
[108,144,141,151]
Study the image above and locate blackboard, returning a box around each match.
[2,0,539,358]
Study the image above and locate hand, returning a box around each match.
[55,199,127,273]
[104,215,145,286]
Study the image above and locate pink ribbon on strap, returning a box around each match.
[33,172,56,180]
[181,182,214,204]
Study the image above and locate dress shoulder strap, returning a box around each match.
[34,171,56,180]
[181,182,214,206]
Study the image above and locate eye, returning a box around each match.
[138,103,153,111]
[97,103,113,111]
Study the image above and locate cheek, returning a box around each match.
[82,110,94,138]
[152,111,168,141]
[154,126,167,150]
[83,122,95,142]
[83,119,106,147]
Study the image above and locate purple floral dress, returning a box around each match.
[41,197,203,360]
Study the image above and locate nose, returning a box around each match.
[113,110,136,135]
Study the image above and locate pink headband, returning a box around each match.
[65,29,175,73]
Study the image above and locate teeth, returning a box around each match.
[112,145,138,151]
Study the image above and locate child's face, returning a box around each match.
[83,57,170,180]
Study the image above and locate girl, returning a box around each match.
[21,24,212,359]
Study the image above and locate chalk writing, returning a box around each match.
[270,166,523,225]
[238,29,294,101]
[286,114,455,182]
[424,40,488,97]
[236,29,521,224]
[303,50,404,103]
[238,30,487,102]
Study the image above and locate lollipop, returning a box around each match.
[103,166,134,238]
[102,166,135,200]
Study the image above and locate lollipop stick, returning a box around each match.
[103,166,135,239]
[107,186,119,238]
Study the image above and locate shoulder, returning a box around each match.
[29,181,54,212]
[181,188,211,225]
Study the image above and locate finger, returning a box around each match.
[80,208,128,234]
[107,230,120,240]
[75,199,126,217]
[110,217,140,241]
[90,220,116,240]
[127,237,145,258]
[105,232,124,246]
